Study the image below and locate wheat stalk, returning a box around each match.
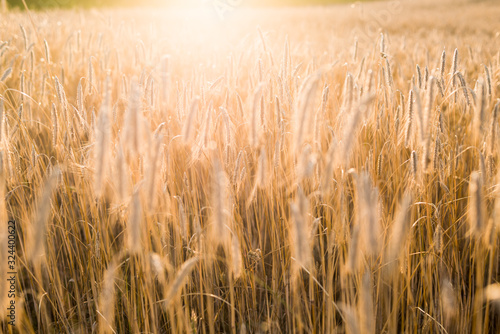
[28,167,61,263]
[356,172,380,256]
[127,189,142,253]
[484,65,492,97]
[44,39,51,64]
[98,259,118,334]
[455,71,471,106]
[440,49,446,86]
[473,78,486,142]
[251,84,264,147]
[182,96,200,144]
[93,78,112,197]
[422,76,435,171]
[468,171,485,236]
[123,81,141,156]
[162,257,199,308]
[231,234,242,279]
[359,272,375,334]
[451,48,458,90]
[294,74,320,152]
[290,187,312,275]
[385,193,412,273]
[404,90,414,147]
[489,100,500,153]
[1,67,12,82]
[51,103,58,148]
[211,159,230,245]
[145,131,163,212]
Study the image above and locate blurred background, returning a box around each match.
[2,0,485,10]
[5,0,376,9]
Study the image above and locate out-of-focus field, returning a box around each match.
[1,0,500,333]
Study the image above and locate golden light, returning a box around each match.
[168,0,244,21]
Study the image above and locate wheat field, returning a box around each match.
[0,0,500,333]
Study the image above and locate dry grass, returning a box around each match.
[1,1,500,332]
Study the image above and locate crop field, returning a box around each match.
[0,0,500,332]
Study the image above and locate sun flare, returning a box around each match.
[1,0,500,333]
